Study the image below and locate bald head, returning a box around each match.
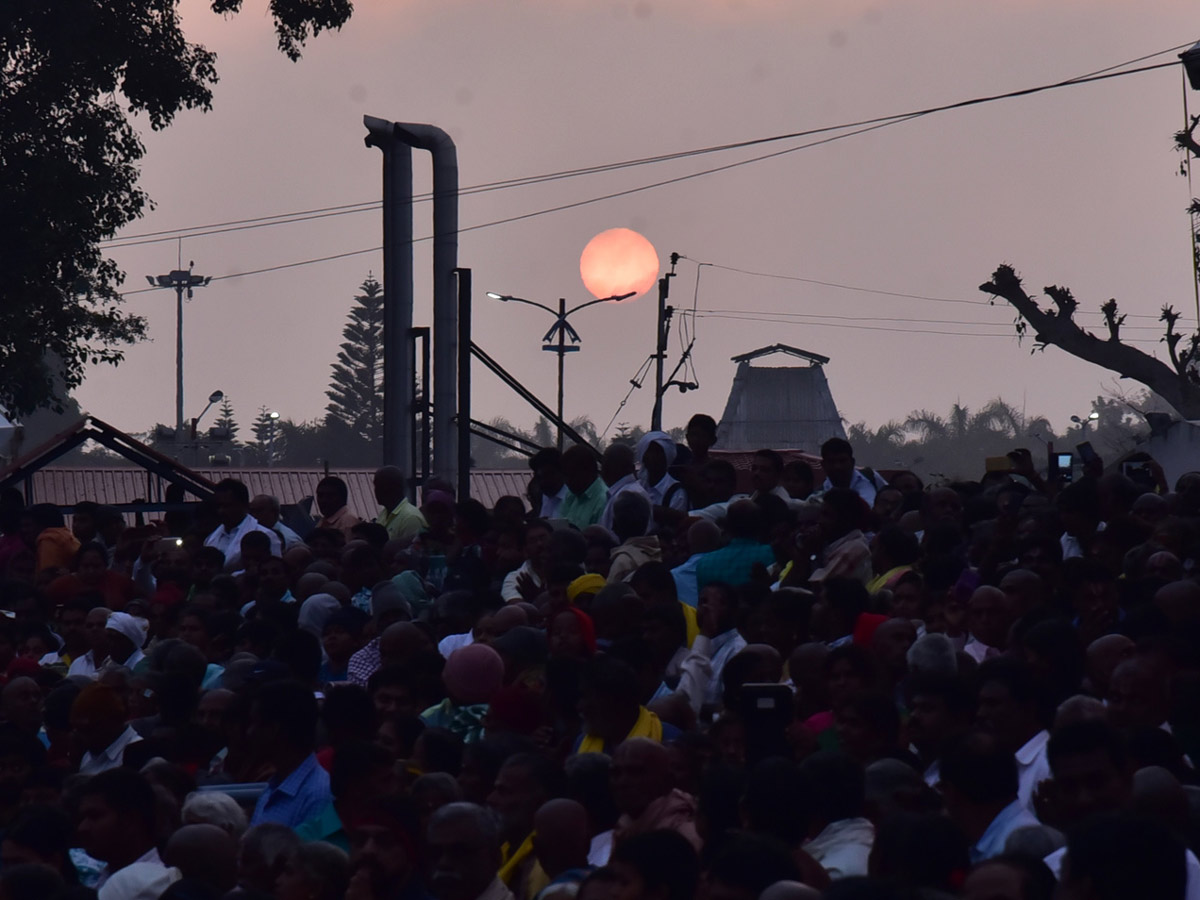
[998,568,1046,617]
[1154,579,1200,626]
[478,605,528,641]
[759,882,821,900]
[1132,491,1169,525]
[1085,634,1134,699]
[601,443,636,486]
[1055,694,1108,728]
[380,622,433,667]
[165,823,238,892]
[532,799,591,878]
[686,519,722,556]
[611,738,672,818]
[1109,657,1171,730]
[293,571,329,602]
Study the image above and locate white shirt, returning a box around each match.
[68,650,105,679]
[539,485,570,519]
[273,521,305,550]
[438,631,475,658]
[588,829,613,866]
[640,472,688,512]
[80,724,143,775]
[501,560,542,603]
[1015,729,1051,812]
[822,470,884,506]
[600,474,653,533]
[203,514,282,570]
[972,799,1039,862]
[804,817,875,879]
[701,630,748,708]
[97,848,179,900]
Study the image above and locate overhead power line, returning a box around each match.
[104,44,1190,252]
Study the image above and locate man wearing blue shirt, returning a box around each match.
[249,680,332,829]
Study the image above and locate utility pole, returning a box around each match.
[651,253,678,432]
[146,262,211,449]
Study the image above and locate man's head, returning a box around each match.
[74,767,157,865]
[69,683,127,756]
[427,802,503,900]
[315,476,350,519]
[685,414,717,458]
[1047,720,1131,827]
[248,679,319,761]
[532,799,591,879]
[938,732,1018,835]
[820,438,856,490]
[1107,657,1171,732]
[345,798,421,896]
[530,448,565,498]
[164,823,239,894]
[487,752,563,845]
[579,656,643,746]
[374,466,408,511]
[609,830,699,900]
[906,673,974,759]
[975,657,1048,753]
[612,492,651,543]
[967,586,1014,650]
[562,444,601,496]
[213,478,250,530]
[750,449,785,494]
[610,738,672,819]
[0,806,74,877]
[1,677,42,733]
[248,495,281,529]
[1084,634,1134,700]
[601,444,637,488]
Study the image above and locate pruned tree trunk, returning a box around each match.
[979,264,1200,420]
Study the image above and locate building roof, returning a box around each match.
[19,467,532,519]
[717,350,846,454]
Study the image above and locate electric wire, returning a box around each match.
[103,46,1190,251]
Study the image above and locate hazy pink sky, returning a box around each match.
[82,0,1200,458]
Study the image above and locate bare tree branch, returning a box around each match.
[981,264,1200,418]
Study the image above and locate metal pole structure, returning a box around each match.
[363,118,414,477]
[175,283,184,442]
[650,255,678,432]
[146,264,210,453]
[456,268,472,500]
[556,297,567,451]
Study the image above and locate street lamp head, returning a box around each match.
[145,276,156,287]
[1070,416,1082,424]
[268,411,280,420]
[486,292,508,301]
[208,390,224,404]
[1088,411,1100,421]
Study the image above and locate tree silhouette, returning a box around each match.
[213,397,239,443]
[979,122,1200,419]
[326,276,384,444]
[2,0,352,416]
[250,406,285,465]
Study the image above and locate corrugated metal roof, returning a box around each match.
[718,361,846,454]
[26,468,531,518]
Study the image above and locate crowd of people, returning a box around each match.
[0,413,1197,900]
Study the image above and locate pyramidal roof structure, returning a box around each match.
[717,344,846,453]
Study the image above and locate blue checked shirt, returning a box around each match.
[250,752,332,829]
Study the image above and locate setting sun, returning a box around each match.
[579,228,660,300]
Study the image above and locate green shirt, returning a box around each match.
[376,498,427,541]
[559,478,608,531]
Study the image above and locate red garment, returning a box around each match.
[548,606,597,656]
[852,613,889,646]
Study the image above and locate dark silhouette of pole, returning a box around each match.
[456,268,472,499]
[145,263,210,448]
[486,291,634,449]
[556,297,567,450]
[651,254,678,432]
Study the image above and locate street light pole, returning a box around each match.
[145,262,211,449]
[486,291,634,449]
[556,297,567,450]
[267,410,280,469]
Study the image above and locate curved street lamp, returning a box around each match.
[485,290,635,449]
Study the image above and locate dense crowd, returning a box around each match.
[0,414,1196,900]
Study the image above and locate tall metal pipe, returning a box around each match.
[395,123,459,487]
[363,117,415,479]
